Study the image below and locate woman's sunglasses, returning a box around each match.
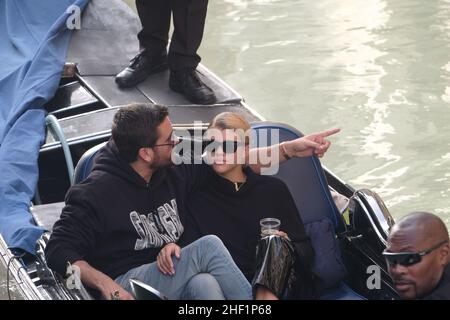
[148,136,245,153]
[382,240,448,267]
[204,139,244,154]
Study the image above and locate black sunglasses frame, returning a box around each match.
[383,240,448,267]
[143,136,183,148]
[204,139,246,154]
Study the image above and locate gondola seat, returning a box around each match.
[251,122,364,300]
[73,142,107,184]
[30,143,107,233]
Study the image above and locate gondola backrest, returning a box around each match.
[73,142,106,184]
[250,122,350,295]
[250,122,344,229]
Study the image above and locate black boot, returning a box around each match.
[115,51,168,88]
[169,69,217,105]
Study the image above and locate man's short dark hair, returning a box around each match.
[111,103,169,162]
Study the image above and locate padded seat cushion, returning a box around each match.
[30,202,65,232]
[73,142,106,184]
[319,282,365,300]
[304,218,347,292]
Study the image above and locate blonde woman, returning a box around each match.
[178,112,316,299]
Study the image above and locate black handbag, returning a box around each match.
[252,235,316,299]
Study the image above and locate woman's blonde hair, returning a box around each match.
[208,112,251,144]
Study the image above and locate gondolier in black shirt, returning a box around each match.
[115,0,216,105]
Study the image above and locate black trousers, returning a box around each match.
[136,0,209,71]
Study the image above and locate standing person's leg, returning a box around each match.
[136,0,171,55]
[115,0,170,88]
[168,0,216,104]
[115,235,252,300]
[169,0,208,71]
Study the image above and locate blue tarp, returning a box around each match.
[0,0,88,254]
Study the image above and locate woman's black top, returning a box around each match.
[180,166,314,282]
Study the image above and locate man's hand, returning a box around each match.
[98,277,134,300]
[73,260,134,300]
[284,128,340,159]
[157,243,181,275]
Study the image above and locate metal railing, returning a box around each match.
[45,114,74,186]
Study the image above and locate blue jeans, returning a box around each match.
[115,235,252,300]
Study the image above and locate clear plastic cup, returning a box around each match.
[260,218,281,237]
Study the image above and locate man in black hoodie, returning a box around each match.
[45,104,252,300]
[45,103,337,300]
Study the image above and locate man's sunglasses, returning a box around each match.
[146,137,244,153]
[150,136,183,148]
[382,240,448,267]
[204,139,245,154]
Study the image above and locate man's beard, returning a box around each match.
[149,153,173,170]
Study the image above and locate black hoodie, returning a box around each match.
[45,140,209,280]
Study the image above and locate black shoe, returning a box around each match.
[115,52,168,88]
[169,69,217,105]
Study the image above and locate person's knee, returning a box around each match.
[199,234,224,250]
[182,273,225,300]
[188,273,218,290]
[190,235,232,266]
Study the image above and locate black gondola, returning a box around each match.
[0,0,398,300]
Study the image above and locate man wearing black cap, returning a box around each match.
[115,0,216,105]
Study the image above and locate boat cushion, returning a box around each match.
[319,282,365,300]
[30,202,65,232]
[250,122,361,299]
[304,218,347,291]
[250,122,345,230]
[73,142,106,184]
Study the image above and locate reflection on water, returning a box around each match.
[199,0,450,227]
